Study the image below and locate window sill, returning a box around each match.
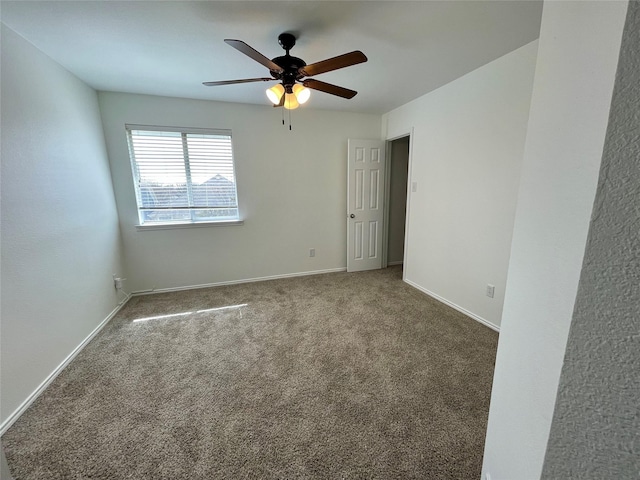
[135,220,244,231]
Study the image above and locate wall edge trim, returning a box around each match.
[131,267,348,295]
[0,295,132,435]
[404,278,500,332]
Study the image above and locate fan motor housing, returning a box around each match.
[271,55,307,88]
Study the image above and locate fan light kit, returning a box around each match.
[203,33,367,123]
[266,83,310,110]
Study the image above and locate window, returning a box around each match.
[126,125,240,226]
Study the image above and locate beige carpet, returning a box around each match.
[2,267,498,479]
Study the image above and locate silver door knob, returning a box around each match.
[349,214,355,218]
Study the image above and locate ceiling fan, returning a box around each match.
[203,33,367,110]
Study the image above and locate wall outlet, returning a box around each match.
[309,248,316,257]
[485,473,491,480]
[113,274,125,291]
[486,284,495,298]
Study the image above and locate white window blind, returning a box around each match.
[126,125,239,225]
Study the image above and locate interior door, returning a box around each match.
[347,139,386,272]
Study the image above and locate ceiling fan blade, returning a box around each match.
[299,51,367,77]
[302,79,358,99]
[203,77,275,86]
[224,39,284,73]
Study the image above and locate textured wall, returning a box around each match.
[542,2,640,477]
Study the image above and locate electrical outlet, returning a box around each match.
[486,284,495,298]
[485,473,491,480]
[113,274,125,291]
[309,248,315,257]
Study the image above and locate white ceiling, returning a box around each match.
[1,1,542,114]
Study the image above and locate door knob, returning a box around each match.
[349,214,355,218]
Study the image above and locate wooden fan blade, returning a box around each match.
[302,79,358,99]
[224,39,284,73]
[299,51,367,77]
[203,78,275,86]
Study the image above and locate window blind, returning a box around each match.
[126,126,239,225]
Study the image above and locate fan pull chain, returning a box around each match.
[281,105,285,126]
[289,107,292,131]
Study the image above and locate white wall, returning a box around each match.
[382,41,538,329]
[0,25,125,426]
[482,2,628,479]
[99,92,381,292]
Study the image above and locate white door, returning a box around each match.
[347,139,386,272]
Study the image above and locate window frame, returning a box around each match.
[125,124,243,229]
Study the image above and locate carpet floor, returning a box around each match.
[2,267,498,479]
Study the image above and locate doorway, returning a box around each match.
[346,136,410,273]
[385,136,410,269]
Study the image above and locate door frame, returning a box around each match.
[381,129,414,276]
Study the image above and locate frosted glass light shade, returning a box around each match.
[266,84,285,105]
[283,94,299,110]
[293,84,310,104]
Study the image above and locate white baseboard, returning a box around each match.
[132,267,348,296]
[0,294,131,435]
[403,279,500,332]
